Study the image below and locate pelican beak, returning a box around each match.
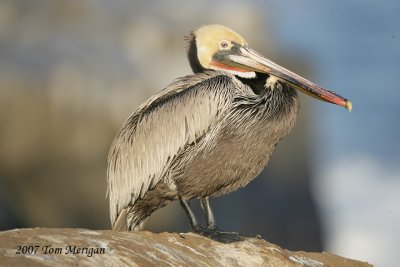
[227,46,352,111]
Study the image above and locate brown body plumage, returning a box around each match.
[107,25,351,232]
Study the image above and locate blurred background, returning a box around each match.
[0,0,399,266]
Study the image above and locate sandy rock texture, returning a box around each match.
[0,228,372,266]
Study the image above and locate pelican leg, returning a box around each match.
[200,197,216,230]
[180,196,244,243]
[179,196,202,232]
[199,197,245,243]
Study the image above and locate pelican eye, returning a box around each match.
[219,41,230,50]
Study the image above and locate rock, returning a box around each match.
[0,228,372,266]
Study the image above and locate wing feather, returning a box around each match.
[107,72,235,225]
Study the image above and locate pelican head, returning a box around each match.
[188,24,352,111]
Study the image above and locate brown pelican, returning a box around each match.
[107,24,352,236]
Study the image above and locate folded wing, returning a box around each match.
[107,72,236,227]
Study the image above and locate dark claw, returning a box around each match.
[195,227,245,243]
